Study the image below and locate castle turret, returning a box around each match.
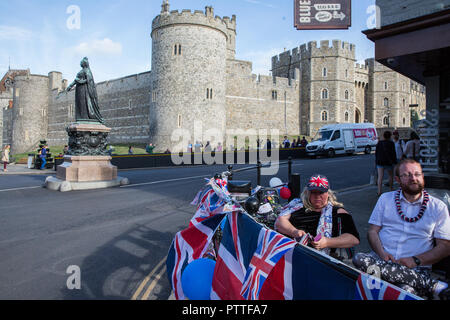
[11,72,49,154]
[150,3,231,151]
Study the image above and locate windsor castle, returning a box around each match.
[0,2,426,154]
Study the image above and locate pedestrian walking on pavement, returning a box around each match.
[375,131,397,196]
[39,145,48,170]
[393,130,405,162]
[2,145,10,172]
[404,131,420,160]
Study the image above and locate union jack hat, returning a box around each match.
[307,174,329,193]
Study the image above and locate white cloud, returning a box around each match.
[243,0,277,9]
[73,38,123,56]
[0,26,32,40]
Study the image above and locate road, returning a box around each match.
[0,153,376,299]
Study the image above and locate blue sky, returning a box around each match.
[0,0,375,82]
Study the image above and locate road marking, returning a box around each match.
[324,157,359,163]
[121,174,209,188]
[141,264,166,300]
[0,186,42,192]
[336,184,375,195]
[131,257,166,300]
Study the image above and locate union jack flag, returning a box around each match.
[308,175,329,189]
[241,228,296,300]
[211,211,263,300]
[190,180,228,226]
[355,273,422,300]
[166,213,226,300]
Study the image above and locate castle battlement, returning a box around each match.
[272,39,356,73]
[355,63,369,75]
[300,40,355,59]
[152,6,234,38]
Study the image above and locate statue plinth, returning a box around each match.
[45,122,129,192]
[56,155,117,182]
[67,122,110,156]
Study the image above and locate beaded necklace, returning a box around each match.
[395,189,429,223]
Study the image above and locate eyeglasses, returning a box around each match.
[399,172,423,179]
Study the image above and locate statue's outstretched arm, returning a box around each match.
[66,76,87,92]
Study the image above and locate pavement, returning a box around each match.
[0,163,55,175]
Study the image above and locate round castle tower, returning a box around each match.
[150,1,234,151]
[11,71,50,154]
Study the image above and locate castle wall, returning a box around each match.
[47,71,151,146]
[150,8,228,152]
[11,74,49,154]
[225,59,300,140]
[366,58,422,128]
[0,90,13,148]
[2,108,13,147]
[355,63,370,123]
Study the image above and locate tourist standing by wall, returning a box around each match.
[2,145,10,172]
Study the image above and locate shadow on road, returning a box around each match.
[60,223,179,300]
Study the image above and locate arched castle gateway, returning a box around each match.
[1,1,425,154]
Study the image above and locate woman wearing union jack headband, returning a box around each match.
[275,174,360,259]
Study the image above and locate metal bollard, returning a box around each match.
[257,161,262,186]
[289,173,301,201]
[227,165,233,180]
[288,157,292,183]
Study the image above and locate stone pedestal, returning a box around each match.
[56,155,117,182]
[67,122,111,156]
[45,122,129,192]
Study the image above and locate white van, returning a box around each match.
[306,123,378,158]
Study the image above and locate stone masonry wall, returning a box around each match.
[47,71,151,147]
[11,75,49,154]
[376,0,449,27]
[225,59,300,143]
[150,8,228,152]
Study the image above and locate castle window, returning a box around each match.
[206,88,213,100]
[178,114,182,128]
[272,90,278,100]
[345,90,349,100]
[402,98,405,107]
[152,91,157,102]
[321,111,328,121]
[384,82,388,90]
[174,44,182,56]
[321,89,328,99]
[128,99,132,109]
[344,112,349,122]
[345,69,348,78]
[403,117,406,125]
[323,68,327,77]
[68,104,73,117]
[383,97,389,107]
[383,116,389,126]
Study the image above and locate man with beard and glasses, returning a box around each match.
[353,159,450,299]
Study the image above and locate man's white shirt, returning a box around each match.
[369,190,450,266]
